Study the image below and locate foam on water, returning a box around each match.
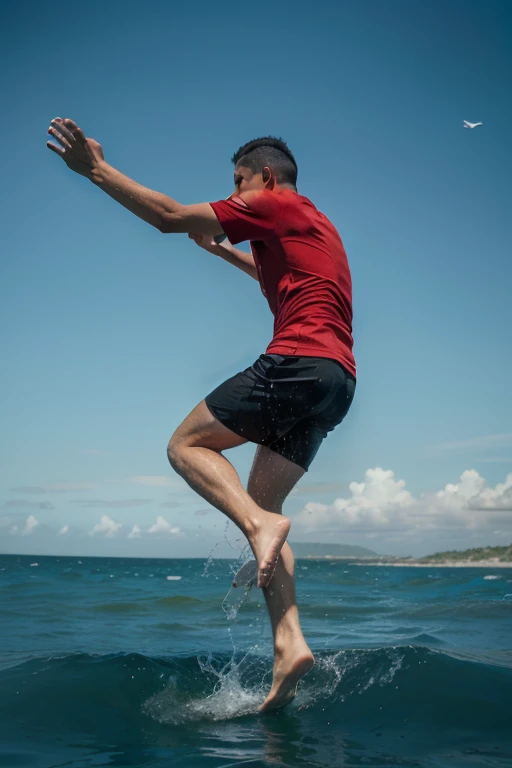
[295,646,405,710]
[142,644,410,725]
[143,646,267,723]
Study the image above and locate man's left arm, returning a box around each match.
[47,117,224,236]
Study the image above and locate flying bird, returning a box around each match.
[463,120,483,129]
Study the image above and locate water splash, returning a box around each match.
[221,581,254,621]
[223,518,246,554]
[143,643,268,723]
[142,645,411,724]
[221,549,258,620]
[295,646,405,710]
[201,540,222,578]
[202,520,247,579]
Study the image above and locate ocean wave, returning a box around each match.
[1,645,510,732]
[153,595,206,608]
[86,595,208,614]
[401,599,512,620]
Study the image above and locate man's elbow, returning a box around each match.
[158,221,173,234]
[158,215,180,234]
[157,206,187,234]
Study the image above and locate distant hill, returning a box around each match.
[419,543,512,564]
[290,542,378,559]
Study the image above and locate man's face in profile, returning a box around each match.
[233,164,269,195]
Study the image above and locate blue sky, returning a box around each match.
[1,0,511,558]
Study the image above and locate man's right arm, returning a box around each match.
[188,234,258,281]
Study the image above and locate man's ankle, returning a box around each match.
[274,626,306,654]
[245,515,261,538]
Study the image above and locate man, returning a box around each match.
[47,119,356,711]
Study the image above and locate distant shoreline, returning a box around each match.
[297,556,512,568]
[368,560,512,568]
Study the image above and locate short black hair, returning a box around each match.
[232,137,298,187]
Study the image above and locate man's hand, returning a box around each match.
[188,232,259,280]
[47,117,104,179]
[188,232,223,255]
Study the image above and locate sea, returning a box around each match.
[0,553,511,768]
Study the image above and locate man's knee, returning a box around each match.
[167,433,185,473]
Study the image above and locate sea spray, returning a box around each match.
[221,548,258,620]
[201,519,246,579]
[143,640,268,723]
[295,646,405,711]
[142,646,411,724]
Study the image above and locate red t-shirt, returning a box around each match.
[210,188,356,377]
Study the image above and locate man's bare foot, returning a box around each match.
[259,641,314,713]
[250,512,291,589]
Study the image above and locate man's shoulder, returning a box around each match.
[236,189,281,207]
[233,190,282,224]
[236,188,312,209]
[273,190,328,231]
[274,190,323,218]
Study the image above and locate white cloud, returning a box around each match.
[127,524,142,539]
[296,468,512,535]
[147,516,182,536]
[468,474,512,510]
[10,525,18,535]
[88,515,122,538]
[22,515,40,536]
[58,524,69,536]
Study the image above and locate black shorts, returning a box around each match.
[204,354,356,471]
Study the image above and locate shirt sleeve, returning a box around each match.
[209,191,281,245]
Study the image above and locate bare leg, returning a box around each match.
[247,446,315,712]
[167,401,291,588]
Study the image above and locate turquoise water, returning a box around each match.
[0,554,511,767]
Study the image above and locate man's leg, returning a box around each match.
[247,446,314,712]
[167,401,291,588]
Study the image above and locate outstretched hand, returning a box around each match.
[47,118,104,178]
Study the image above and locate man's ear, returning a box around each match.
[262,166,276,189]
